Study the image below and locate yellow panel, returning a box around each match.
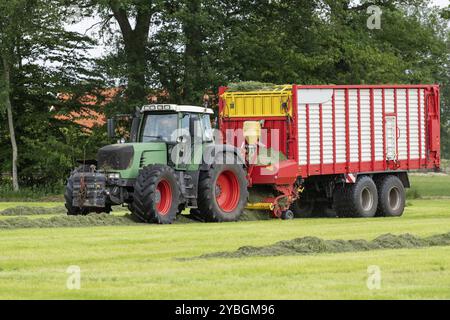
[221,85,293,117]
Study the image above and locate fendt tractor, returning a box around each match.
[65,84,441,223]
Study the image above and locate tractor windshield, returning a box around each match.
[140,113,178,143]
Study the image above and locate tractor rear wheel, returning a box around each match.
[197,157,248,222]
[131,165,181,224]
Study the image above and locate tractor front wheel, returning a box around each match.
[131,165,181,224]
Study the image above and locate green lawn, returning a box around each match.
[0,199,449,299]
[409,174,450,198]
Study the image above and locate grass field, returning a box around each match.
[408,174,450,198]
[0,197,449,299]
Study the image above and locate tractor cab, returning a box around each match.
[138,104,215,144]
[107,104,214,144]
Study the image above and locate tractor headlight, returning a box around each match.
[108,173,120,180]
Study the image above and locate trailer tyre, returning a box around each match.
[290,198,314,218]
[333,176,378,218]
[376,175,405,217]
[131,165,181,224]
[313,201,337,218]
[198,155,248,222]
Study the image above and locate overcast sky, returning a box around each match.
[67,0,449,59]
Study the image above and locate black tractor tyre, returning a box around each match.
[197,157,248,222]
[333,176,378,218]
[376,175,405,217]
[290,198,314,218]
[131,165,181,224]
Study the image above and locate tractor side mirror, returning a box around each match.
[107,118,116,138]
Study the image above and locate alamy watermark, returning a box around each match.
[66,265,81,290]
[161,126,282,175]
[367,5,382,30]
[366,265,381,290]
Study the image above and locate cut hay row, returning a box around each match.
[198,232,450,259]
[0,206,272,229]
[0,213,141,229]
[0,204,130,217]
[0,206,67,216]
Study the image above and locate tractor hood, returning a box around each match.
[97,142,167,173]
[97,144,135,170]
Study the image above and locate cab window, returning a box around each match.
[140,113,178,142]
[201,115,214,142]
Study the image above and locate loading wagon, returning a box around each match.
[219,84,440,218]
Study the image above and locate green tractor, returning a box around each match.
[64,104,248,224]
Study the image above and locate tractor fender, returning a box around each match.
[200,144,245,170]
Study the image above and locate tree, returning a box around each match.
[0,0,102,189]
[84,0,247,105]
[148,0,223,103]
[108,0,153,106]
[82,0,450,157]
[75,0,165,109]
[1,52,18,190]
[0,0,33,191]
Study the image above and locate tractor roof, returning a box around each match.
[141,104,214,114]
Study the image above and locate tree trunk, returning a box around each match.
[123,35,147,106]
[182,0,203,104]
[110,1,152,109]
[2,57,19,191]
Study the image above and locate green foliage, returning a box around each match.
[1,0,450,191]
[91,0,449,152]
[0,0,111,189]
[0,184,64,202]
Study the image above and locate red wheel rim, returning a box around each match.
[155,179,172,215]
[215,170,240,212]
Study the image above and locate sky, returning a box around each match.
[67,0,449,59]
